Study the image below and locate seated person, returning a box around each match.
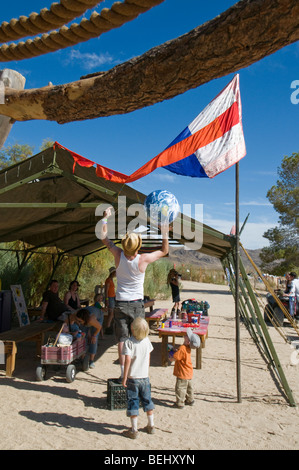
[64,280,81,312]
[39,279,71,322]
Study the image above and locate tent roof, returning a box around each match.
[0,145,234,259]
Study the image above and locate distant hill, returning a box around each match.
[168,246,263,272]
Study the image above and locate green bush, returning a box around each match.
[0,243,226,308]
[144,259,173,299]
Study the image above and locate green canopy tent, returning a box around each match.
[0,144,296,406]
[0,144,234,259]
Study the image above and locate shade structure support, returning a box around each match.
[45,252,65,290]
[15,248,34,272]
[235,162,241,403]
[222,252,296,407]
[75,255,86,281]
[223,255,273,364]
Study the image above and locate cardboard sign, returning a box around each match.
[10,285,30,327]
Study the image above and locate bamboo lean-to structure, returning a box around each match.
[221,244,297,407]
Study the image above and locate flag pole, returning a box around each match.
[235,161,242,402]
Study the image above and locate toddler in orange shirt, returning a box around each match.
[170,328,201,409]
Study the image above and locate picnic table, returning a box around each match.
[0,321,60,377]
[158,318,209,369]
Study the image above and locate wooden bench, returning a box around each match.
[0,321,60,377]
[145,308,168,328]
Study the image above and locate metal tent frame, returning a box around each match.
[0,144,296,406]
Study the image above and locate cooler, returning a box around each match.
[0,290,12,333]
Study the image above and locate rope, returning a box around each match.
[0,0,165,62]
[0,0,104,43]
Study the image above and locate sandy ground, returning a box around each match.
[1,280,299,451]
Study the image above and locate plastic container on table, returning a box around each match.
[187,312,202,323]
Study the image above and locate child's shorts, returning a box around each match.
[126,377,154,416]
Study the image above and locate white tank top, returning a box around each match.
[116,252,145,301]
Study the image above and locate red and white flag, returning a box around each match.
[57,74,246,183]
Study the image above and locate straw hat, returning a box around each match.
[121,232,142,256]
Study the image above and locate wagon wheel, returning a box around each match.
[264,304,273,323]
[66,364,76,383]
[273,306,285,327]
[36,365,46,381]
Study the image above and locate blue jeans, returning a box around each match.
[108,297,115,309]
[81,306,103,355]
[289,297,295,317]
[126,377,154,416]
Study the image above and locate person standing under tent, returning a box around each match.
[104,266,116,334]
[99,206,169,380]
[167,268,181,318]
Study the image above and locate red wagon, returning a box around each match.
[36,334,89,383]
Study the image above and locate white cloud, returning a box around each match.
[67,50,116,70]
[224,200,272,207]
[202,215,276,250]
[254,170,277,176]
[152,173,177,183]
[240,222,276,249]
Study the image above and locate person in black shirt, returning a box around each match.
[39,280,70,322]
[64,280,81,312]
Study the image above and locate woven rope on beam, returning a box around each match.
[0,0,104,43]
[0,0,165,62]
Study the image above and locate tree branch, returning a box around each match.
[0,0,298,124]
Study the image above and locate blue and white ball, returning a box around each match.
[144,190,180,224]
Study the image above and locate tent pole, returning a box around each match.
[235,162,242,403]
[75,255,86,280]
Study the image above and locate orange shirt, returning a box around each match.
[105,277,115,297]
[173,344,193,380]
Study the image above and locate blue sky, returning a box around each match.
[1,0,298,249]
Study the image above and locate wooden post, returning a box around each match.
[235,162,242,403]
[0,69,25,149]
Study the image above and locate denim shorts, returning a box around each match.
[108,297,115,309]
[114,300,144,342]
[126,377,154,416]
